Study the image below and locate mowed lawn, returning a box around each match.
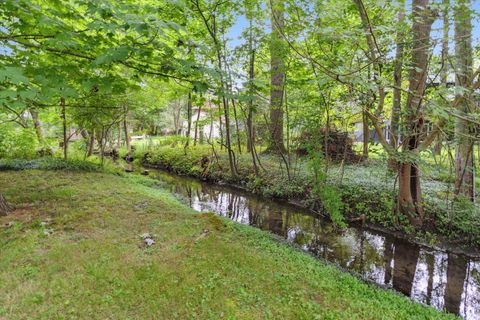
[0,170,458,319]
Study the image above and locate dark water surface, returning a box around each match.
[148,169,480,319]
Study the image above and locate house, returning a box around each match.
[352,119,433,144]
[352,119,395,144]
[182,105,222,141]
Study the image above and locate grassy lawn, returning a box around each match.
[0,169,458,319]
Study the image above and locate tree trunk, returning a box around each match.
[434,0,450,156]
[397,0,435,225]
[185,91,193,149]
[362,110,369,158]
[390,0,405,149]
[29,108,46,145]
[123,107,131,161]
[247,18,259,175]
[268,0,286,154]
[193,103,202,146]
[454,0,475,201]
[61,97,67,160]
[232,99,242,155]
[87,129,95,157]
[0,193,12,216]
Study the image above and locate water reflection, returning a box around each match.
[151,169,480,319]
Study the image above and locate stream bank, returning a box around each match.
[138,166,480,320]
[0,168,458,319]
[134,145,480,249]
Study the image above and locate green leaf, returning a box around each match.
[93,46,131,65]
[0,67,29,84]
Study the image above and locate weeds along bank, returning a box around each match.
[129,144,480,247]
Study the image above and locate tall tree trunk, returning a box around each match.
[434,0,450,156]
[29,108,46,146]
[117,124,122,148]
[193,103,202,146]
[61,97,67,160]
[268,0,286,154]
[192,2,236,176]
[185,91,193,149]
[362,110,369,158]
[397,0,435,225]
[123,107,131,161]
[454,0,475,201]
[247,17,259,175]
[390,0,405,149]
[87,129,95,157]
[232,99,242,155]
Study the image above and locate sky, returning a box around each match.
[226,1,480,53]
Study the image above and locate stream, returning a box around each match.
[145,168,480,319]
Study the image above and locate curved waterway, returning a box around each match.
[147,168,480,319]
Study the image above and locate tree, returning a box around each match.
[454,0,475,201]
[390,0,406,150]
[267,0,287,154]
[397,0,436,224]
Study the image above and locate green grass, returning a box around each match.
[0,169,458,319]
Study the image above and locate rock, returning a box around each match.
[141,170,149,176]
[144,238,155,247]
[140,233,155,247]
[125,168,134,173]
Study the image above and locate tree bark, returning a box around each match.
[184,91,193,149]
[398,0,435,225]
[61,97,68,160]
[454,0,475,201]
[123,107,131,161]
[29,108,46,146]
[362,110,369,158]
[87,129,95,157]
[268,0,286,154]
[193,103,202,146]
[434,0,450,156]
[390,0,405,149]
[247,17,259,176]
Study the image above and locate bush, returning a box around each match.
[0,158,103,172]
[0,124,38,159]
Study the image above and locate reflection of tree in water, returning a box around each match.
[384,237,394,286]
[392,239,420,296]
[445,254,467,316]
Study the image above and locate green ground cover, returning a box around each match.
[0,166,457,319]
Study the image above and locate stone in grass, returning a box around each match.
[141,170,149,176]
[43,228,54,236]
[140,233,155,247]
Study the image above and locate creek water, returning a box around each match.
[147,168,480,319]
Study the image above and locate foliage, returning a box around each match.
[0,158,103,172]
[0,123,38,159]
